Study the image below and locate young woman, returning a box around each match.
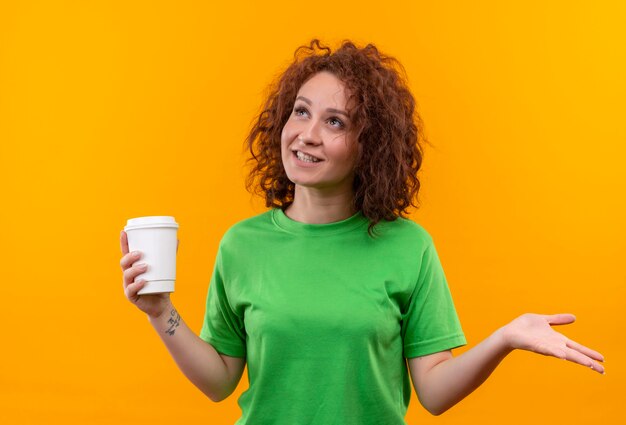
[119,40,604,424]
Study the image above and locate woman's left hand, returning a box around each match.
[501,313,605,374]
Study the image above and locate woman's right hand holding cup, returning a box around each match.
[120,230,172,319]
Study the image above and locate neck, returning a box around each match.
[285,185,356,224]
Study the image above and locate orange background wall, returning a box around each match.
[1,1,624,424]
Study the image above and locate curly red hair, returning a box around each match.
[245,39,427,234]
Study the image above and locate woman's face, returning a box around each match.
[281,71,358,194]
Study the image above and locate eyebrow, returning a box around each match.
[295,96,350,119]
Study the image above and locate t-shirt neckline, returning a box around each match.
[271,208,368,236]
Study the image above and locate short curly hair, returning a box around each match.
[245,39,427,234]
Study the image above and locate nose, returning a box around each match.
[298,120,322,145]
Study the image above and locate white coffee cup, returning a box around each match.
[124,216,179,295]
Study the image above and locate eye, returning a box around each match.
[294,106,308,117]
[328,117,345,129]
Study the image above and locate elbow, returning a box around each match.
[202,382,238,403]
[209,395,226,403]
[421,399,451,417]
[200,383,230,403]
[206,381,239,403]
[195,371,238,403]
[426,407,446,417]
[206,391,228,403]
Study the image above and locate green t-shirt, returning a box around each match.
[199,209,466,424]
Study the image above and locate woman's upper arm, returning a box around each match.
[407,350,452,397]
[220,354,246,398]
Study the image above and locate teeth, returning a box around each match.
[296,151,320,163]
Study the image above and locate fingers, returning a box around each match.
[545,313,576,326]
[564,345,605,374]
[566,338,605,362]
[125,278,146,301]
[120,249,141,270]
[120,230,129,255]
[119,231,144,271]
[123,262,148,288]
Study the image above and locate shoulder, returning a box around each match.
[374,216,434,249]
[219,209,275,249]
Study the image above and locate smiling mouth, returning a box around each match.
[294,150,322,163]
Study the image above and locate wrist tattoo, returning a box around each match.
[165,308,181,336]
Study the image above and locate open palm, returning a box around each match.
[502,313,605,374]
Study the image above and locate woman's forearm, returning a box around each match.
[148,303,235,402]
[419,327,513,415]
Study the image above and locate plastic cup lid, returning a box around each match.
[124,216,179,231]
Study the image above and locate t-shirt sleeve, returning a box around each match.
[401,238,467,358]
[199,247,247,357]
